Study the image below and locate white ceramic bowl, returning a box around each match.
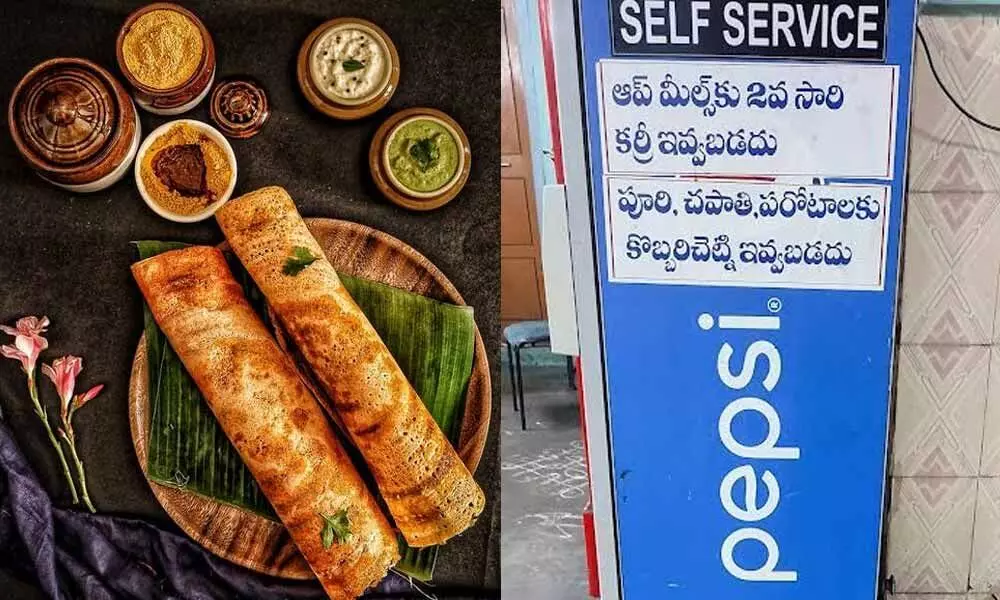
[382,115,465,199]
[134,119,237,223]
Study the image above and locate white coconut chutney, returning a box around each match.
[309,23,391,106]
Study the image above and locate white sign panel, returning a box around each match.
[598,59,899,178]
[605,177,890,290]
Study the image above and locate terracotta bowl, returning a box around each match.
[296,17,400,120]
[369,108,472,211]
[116,2,216,115]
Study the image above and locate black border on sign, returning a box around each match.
[605,0,889,62]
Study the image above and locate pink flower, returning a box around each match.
[75,384,104,411]
[42,355,104,425]
[0,316,50,339]
[1,316,50,375]
[42,356,82,419]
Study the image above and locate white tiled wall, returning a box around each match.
[898,192,1000,345]
[887,477,977,592]
[886,13,1000,597]
[892,345,989,477]
[970,479,1000,590]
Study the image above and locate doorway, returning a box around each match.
[501,0,546,326]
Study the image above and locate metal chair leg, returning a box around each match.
[507,343,518,412]
[515,345,527,430]
[567,355,576,389]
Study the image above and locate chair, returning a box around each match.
[503,320,575,430]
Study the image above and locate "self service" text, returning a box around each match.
[610,0,886,60]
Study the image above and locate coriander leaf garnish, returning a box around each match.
[319,509,352,549]
[409,137,440,172]
[283,246,318,276]
[343,59,365,72]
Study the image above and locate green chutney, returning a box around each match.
[386,118,460,194]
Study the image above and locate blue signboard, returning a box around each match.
[579,1,917,598]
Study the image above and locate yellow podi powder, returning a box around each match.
[140,123,232,216]
[122,9,203,90]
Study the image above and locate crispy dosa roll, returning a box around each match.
[132,246,398,599]
[216,187,485,547]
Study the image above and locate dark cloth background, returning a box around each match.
[0,412,471,599]
[0,0,500,597]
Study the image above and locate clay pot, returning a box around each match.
[116,2,216,115]
[208,77,270,139]
[8,57,140,193]
[296,17,400,121]
[368,108,472,211]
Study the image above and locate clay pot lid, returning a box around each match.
[9,58,121,169]
[209,77,269,139]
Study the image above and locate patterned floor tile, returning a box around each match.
[924,16,1000,127]
[886,477,977,593]
[910,16,1000,194]
[898,193,1000,345]
[893,345,989,476]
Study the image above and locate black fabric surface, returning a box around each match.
[0,1,500,597]
[0,408,450,599]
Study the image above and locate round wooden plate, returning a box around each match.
[129,218,492,579]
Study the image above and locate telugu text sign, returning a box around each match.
[598,59,898,178]
[605,177,890,289]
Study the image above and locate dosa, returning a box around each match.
[132,246,398,599]
[216,186,485,547]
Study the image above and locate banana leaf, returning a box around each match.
[133,240,476,581]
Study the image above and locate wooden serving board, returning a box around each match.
[128,218,492,580]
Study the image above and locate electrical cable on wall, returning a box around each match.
[917,25,1000,132]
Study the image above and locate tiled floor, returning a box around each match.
[500,364,590,600]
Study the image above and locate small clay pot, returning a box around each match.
[116,2,216,115]
[369,108,471,211]
[8,57,141,193]
[296,17,400,120]
[209,77,270,139]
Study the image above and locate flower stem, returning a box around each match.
[62,429,95,513]
[27,375,79,504]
